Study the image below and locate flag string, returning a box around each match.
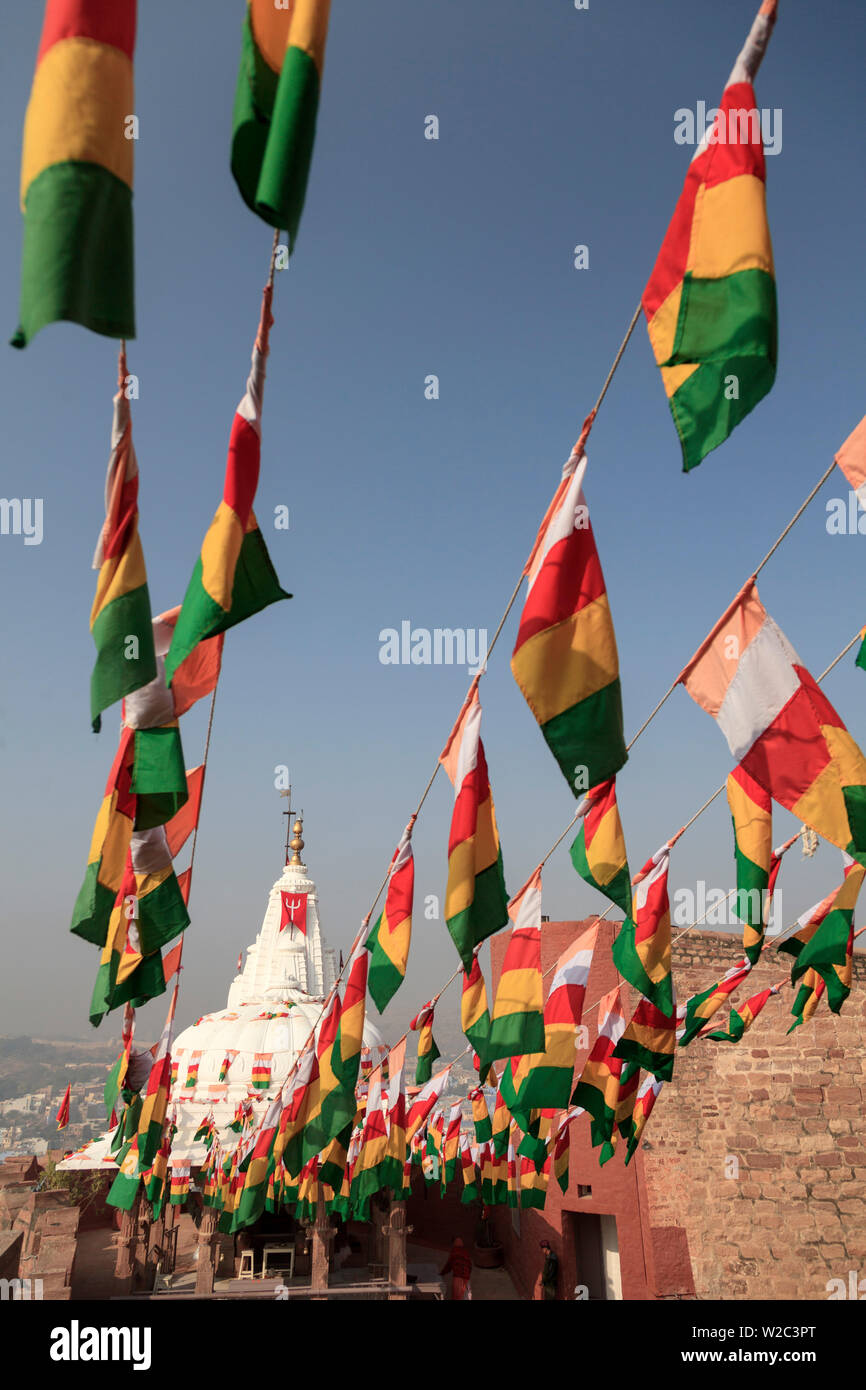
[260,290,652,1099]
[625,455,842,749]
[379,622,865,1090]
[230,575,863,1141]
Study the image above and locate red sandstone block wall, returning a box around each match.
[642,933,866,1301]
[490,921,865,1301]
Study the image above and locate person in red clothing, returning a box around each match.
[440,1236,473,1300]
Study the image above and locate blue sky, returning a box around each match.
[2,1,865,1046]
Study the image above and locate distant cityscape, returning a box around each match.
[0,1036,117,1161]
[0,1033,482,1164]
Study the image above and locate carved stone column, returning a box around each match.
[114,1190,141,1293]
[310,1185,334,1297]
[163,1201,178,1273]
[386,1201,409,1299]
[195,1207,219,1296]
[369,1193,388,1276]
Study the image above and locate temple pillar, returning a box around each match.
[310,1185,334,1297]
[386,1201,409,1299]
[163,1202,178,1274]
[369,1194,388,1277]
[195,1207,219,1296]
[145,1207,165,1291]
[114,1190,140,1293]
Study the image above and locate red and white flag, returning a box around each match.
[280,891,308,935]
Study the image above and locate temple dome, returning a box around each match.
[167,821,384,1160]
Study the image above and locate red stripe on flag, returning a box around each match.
[500,927,541,974]
[37,0,137,65]
[223,413,260,527]
[513,527,606,650]
[165,766,205,859]
[545,983,586,1026]
[448,750,493,853]
[740,685,834,807]
[162,941,183,984]
[643,82,766,320]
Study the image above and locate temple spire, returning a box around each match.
[289,815,305,867]
[280,782,293,863]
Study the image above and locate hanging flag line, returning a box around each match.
[625,455,841,751]
[254,295,650,1101]
[285,368,852,1093]
[245,609,865,1126]
[115,230,282,1074]
[213,475,863,1161]
[163,228,282,974]
[386,623,866,1070]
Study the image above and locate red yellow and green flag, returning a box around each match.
[71,727,136,947]
[461,953,493,1071]
[459,1133,479,1205]
[236,1093,282,1230]
[491,1084,510,1158]
[787,968,826,1033]
[90,351,156,732]
[12,0,137,348]
[104,1004,135,1125]
[165,286,289,687]
[679,578,866,865]
[331,933,368,1095]
[406,1063,454,1145]
[642,0,778,470]
[503,921,598,1121]
[351,1046,406,1218]
[366,823,414,1013]
[552,1107,583,1193]
[488,869,545,1062]
[727,763,772,963]
[296,991,351,1166]
[612,844,674,1015]
[519,1153,551,1210]
[570,779,631,915]
[625,1076,663,1166]
[442,1102,462,1185]
[411,1001,441,1086]
[194,1115,216,1150]
[468,1087,492,1145]
[231,0,331,249]
[705,983,780,1042]
[219,1051,238,1083]
[571,987,626,1149]
[777,858,866,1013]
[511,448,626,794]
[106,1135,142,1213]
[136,983,178,1169]
[56,1085,71,1131]
[169,1163,191,1207]
[440,686,508,970]
[251,1053,272,1090]
[727,768,797,964]
[677,957,752,1047]
[600,1060,641,1166]
[613,997,677,1082]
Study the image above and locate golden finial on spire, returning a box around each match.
[289,816,305,865]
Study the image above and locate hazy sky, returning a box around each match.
[2,1,866,1049]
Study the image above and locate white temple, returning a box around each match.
[61,814,384,1170]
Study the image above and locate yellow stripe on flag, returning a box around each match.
[510,594,619,726]
[687,175,774,281]
[21,39,134,204]
[90,530,147,625]
[200,501,245,611]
